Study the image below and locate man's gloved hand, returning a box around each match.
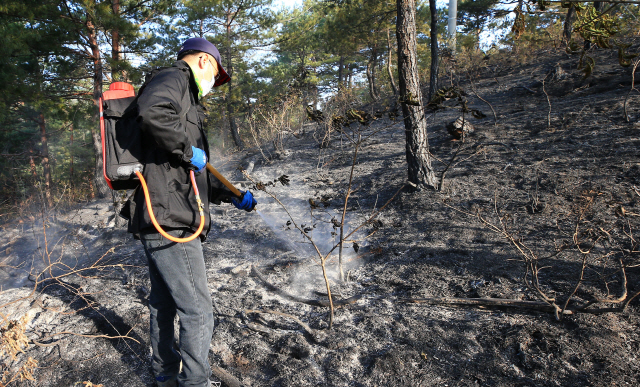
[231,190,257,212]
[189,146,207,172]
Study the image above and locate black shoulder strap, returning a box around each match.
[137,67,169,97]
[122,67,193,120]
[178,72,193,123]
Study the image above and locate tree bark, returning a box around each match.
[447,0,457,51]
[562,5,576,44]
[428,0,439,102]
[111,0,126,82]
[88,18,110,199]
[38,113,53,208]
[386,28,398,96]
[69,123,74,192]
[338,55,344,89]
[226,12,244,149]
[366,48,380,101]
[396,0,437,189]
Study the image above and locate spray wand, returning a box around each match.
[206,162,256,211]
[206,163,241,197]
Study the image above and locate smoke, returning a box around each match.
[252,182,366,298]
[0,199,131,290]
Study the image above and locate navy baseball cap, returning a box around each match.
[178,37,230,87]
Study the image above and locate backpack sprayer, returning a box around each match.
[100,81,245,244]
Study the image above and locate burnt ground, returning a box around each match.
[2,46,640,387]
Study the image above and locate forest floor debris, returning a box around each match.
[1,47,640,386]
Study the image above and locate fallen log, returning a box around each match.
[245,308,327,342]
[211,365,241,387]
[250,265,362,307]
[399,296,574,315]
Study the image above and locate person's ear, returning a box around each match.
[198,55,208,70]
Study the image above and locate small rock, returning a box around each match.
[230,263,252,276]
[470,280,485,289]
[446,117,475,140]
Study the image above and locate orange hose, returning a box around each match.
[135,170,205,243]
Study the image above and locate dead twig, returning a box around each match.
[624,58,640,122]
[542,73,552,129]
[468,78,498,125]
[438,140,466,190]
[338,136,362,282]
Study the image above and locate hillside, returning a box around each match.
[1,46,640,386]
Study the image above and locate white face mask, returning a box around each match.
[199,59,215,97]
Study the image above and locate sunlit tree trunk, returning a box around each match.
[386,28,398,96]
[366,47,379,101]
[70,123,74,196]
[226,11,244,149]
[338,55,344,89]
[111,0,121,81]
[397,0,437,189]
[428,0,439,102]
[447,0,457,51]
[563,5,576,45]
[88,18,110,199]
[37,113,54,208]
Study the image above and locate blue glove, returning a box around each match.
[189,146,207,172]
[232,190,257,212]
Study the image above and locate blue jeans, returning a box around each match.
[141,230,214,387]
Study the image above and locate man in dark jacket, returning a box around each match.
[128,38,256,387]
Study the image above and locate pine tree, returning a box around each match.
[396,0,437,189]
[175,0,276,150]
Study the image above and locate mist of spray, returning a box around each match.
[251,188,365,296]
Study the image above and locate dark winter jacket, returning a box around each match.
[125,60,233,238]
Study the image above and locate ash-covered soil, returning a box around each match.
[2,47,640,387]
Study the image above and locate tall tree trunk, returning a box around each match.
[366,48,380,101]
[372,47,379,98]
[70,123,74,192]
[38,113,53,208]
[338,55,344,90]
[226,13,243,149]
[447,0,457,51]
[111,0,127,227]
[366,62,376,100]
[29,154,38,204]
[88,19,110,199]
[396,0,437,189]
[563,5,575,45]
[111,0,121,81]
[386,28,398,96]
[428,0,439,102]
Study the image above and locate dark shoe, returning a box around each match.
[155,375,178,387]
